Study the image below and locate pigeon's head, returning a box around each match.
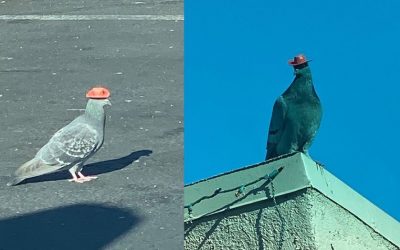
[86,86,112,107]
[288,54,311,70]
[94,98,112,107]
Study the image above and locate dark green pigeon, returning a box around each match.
[266,54,322,160]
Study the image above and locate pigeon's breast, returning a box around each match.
[288,100,322,140]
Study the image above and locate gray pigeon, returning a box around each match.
[266,54,322,160]
[8,87,111,186]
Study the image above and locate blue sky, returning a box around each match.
[185,1,400,221]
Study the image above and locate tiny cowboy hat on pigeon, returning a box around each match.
[288,54,311,66]
[86,86,111,99]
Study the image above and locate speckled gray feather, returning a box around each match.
[8,99,110,185]
[266,64,322,160]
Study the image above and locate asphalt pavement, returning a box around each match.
[0,1,183,249]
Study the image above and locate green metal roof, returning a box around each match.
[184,153,400,246]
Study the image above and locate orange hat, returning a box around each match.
[288,54,311,66]
[86,86,111,99]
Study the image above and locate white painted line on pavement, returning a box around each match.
[0,14,183,21]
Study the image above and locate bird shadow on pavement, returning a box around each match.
[84,149,153,176]
[17,149,153,185]
[0,203,142,250]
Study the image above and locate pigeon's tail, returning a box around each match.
[7,158,58,186]
[7,176,25,186]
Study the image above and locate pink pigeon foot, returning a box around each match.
[77,172,98,182]
[68,172,97,183]
[68,172,87,183]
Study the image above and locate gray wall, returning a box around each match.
[184,189,397,250]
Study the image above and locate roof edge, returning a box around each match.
[184,153,399,246]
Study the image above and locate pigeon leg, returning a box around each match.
[77,172,98,182]
[68,170,86,183]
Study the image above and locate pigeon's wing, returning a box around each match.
[266,96,287,159]
[11,121,99,183]
[39,121,100,166]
